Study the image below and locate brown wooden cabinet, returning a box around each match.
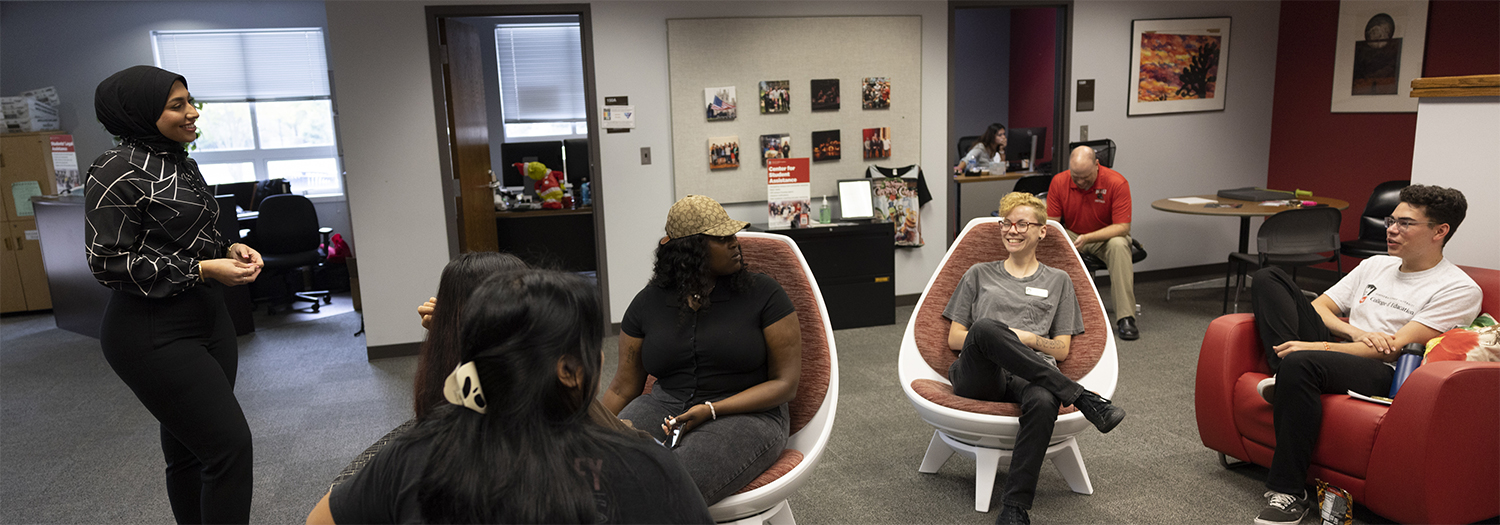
[1,131,64,313]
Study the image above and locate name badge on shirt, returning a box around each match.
[1025,286,1049,298]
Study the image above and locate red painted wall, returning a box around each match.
[1267,0,1499,270]
[1009,7,1057,167]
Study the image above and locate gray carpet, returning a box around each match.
[5,271,1391,524]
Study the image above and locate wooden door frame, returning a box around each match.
[424,4,610,323]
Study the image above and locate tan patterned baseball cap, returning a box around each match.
[662,195,748,242]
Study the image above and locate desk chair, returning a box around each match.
[1011,175,1052,199]
[254,194,333,314]
[900,218,1118,512]
[1223,207,1341,313]
[1340,180,1409,260]
[957,136,979,158]
[1067,139,1116,168]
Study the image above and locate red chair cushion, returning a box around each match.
[1231,373,1388,479]
[912,379,1079,417]
[741,236,831,436]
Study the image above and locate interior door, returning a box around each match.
[440,18,499,253]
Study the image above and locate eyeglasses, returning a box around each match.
[999,219,1041,232]
[1384,216,1437,232]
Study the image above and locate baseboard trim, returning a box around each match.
[367,342,420,360]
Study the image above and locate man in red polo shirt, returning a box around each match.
[1047,146,1140,340]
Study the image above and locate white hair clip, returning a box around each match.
[443,362,487,414]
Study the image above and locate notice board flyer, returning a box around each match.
[766,157,810,229]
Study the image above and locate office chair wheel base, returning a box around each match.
[322,296,332,305]
[311,304,321,313]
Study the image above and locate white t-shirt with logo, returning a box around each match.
[1325,255,1482,340]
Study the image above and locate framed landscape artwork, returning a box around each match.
[1128,17,1232,116]
[1329,0,1427,113]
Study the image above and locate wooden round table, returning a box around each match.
[1152,194,1349,304]
[1151,194,1350,254]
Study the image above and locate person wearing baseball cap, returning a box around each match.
[603,195,804,505]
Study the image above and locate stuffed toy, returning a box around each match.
[515,161,565,210]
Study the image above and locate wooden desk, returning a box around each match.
[1152,194,1349,302]
[952,169,1036,241]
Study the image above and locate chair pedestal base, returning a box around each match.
[918,430,1094,512]
[715,498,794,525]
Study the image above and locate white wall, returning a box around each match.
[1069,1,1282,271]
[327,1,950,349]
[1411,96,1500,270]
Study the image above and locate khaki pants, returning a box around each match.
[1066,230,1136,321]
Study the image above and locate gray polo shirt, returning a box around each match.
[942,261,1086,367]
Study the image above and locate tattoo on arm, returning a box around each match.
[1031,335,1066,353]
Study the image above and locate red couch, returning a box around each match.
[1195,265,1499,525]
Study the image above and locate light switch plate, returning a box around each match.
[641,147,651,165]
[1080,125,1089,142]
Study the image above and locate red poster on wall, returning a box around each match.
[766,157,810,229]
[49,134,79,194]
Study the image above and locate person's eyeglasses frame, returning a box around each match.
[1383,216,1438,233]
[998,219,1042,233]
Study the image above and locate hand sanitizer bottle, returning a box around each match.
[820,195,832,224]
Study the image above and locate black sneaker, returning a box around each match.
[1257,376,1276,405]
[1073,390,1125,433]
[1255,490,1309,525]
[995,504,1030,525]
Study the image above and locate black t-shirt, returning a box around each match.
[621,273,796,404]
[329,429,712,524]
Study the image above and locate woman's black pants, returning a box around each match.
[101,283,252,524]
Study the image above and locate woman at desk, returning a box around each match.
[86,66,264,523]
[955,122,1008,175]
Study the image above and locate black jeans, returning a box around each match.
[947,318,1085,510]
[1251,267,1394,494]
[619,388,788,506]
[100,284,252,524]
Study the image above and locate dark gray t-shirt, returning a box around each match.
[942,261,1085,367]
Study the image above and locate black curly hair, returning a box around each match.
[649,234,752,315]
[1399,184,1467,246]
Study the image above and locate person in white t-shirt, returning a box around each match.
[1247,184,1482,525]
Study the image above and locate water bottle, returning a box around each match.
[1387,342,1425,398]
[580,178,592,207]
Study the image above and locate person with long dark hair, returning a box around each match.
[955,122,1008,175]
[86,65,264,523]
[308,270,712,524]
[412,252,527,420]
[602,195,802,505]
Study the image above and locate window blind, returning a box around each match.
[496,24,585,123]
[153,28,330,102]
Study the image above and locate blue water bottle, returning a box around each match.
[580,178,591,207]
[1387,342,1425,398]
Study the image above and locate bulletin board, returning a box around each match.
[667,16,923,203]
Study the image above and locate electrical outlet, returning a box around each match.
[641,147,652,165]
[1080,125,1089,142]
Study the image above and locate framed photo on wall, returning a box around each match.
[1329,0,1428,113]
[1128,17,1232,116]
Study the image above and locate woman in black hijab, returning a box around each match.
[86,65,263,524]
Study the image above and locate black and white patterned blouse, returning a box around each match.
[85,141,226,299]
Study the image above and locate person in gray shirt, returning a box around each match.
[943,192,1126,525]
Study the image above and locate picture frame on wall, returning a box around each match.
[1127,17,1232,116]
[862,77,890,109]
[811,79,840,110]
[812,130,840,161]
[759,81,790,114]
[761,133,791,166]
[705,86,737,121]
[709,136,739,170]
[862,127,890,159]
[1329,0,1428,113]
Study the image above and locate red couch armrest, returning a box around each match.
[1365,361,1500,525]
[1195,314,1272,461]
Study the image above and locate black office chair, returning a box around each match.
[1340,180,1410,260]
[957,135,979,158]
[1223,207,1342,313]
[1012,174,1052,198]
[1081,239,1148,281]
[254,194,332,314]
[1067,139,1117,168]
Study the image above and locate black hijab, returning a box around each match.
[94,65,189,158]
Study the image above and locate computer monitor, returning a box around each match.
[1004,127,1047,164]
[837,179,875,220]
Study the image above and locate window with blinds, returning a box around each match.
[151,28,343,197]
[496,23,586,138]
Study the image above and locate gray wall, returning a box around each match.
[1070,1,1282,272]
[0,1,354,249]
